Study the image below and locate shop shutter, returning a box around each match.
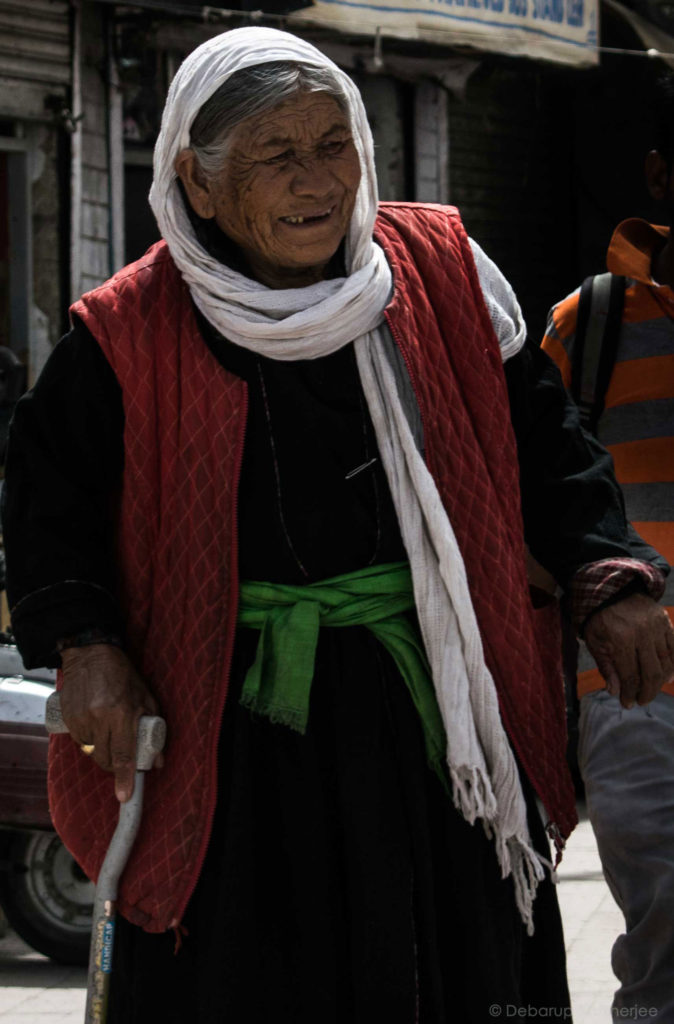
[0,0,71,120]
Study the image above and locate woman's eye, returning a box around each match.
[321,140,347,156]
[264,150,293,166]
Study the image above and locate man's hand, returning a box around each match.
[59,644,162,803]
[583,593,674,708]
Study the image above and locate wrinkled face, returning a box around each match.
[179,91,361,288]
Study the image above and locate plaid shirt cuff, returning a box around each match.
[569,558,666,631]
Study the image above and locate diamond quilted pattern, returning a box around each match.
[51,243,247,932]
[50,208,575,938]
[376,203,575,840]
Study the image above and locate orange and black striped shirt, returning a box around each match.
[543,218,674,696]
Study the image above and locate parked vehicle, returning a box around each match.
[0,640,93,964]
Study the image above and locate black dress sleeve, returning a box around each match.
[504,338,668,588]
[2,317,125,668]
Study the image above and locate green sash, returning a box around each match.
[237,561,447,782]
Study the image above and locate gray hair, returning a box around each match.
[189,61,349,180]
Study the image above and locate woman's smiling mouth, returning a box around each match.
[280,208,334,225]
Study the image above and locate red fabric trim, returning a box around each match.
[375,203,575,840]
[51,242,247,932]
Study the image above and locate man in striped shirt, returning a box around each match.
[543,80,674,1020]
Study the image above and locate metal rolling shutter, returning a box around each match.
[0,0,71,119]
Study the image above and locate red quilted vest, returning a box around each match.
[49,203,575,933]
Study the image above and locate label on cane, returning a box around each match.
[101,920,115,973]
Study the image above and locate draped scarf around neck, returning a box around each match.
[149,26,547,931]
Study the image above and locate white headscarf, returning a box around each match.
[150,26,546,931]
[150,27,392,350]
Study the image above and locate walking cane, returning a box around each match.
[45,692,166,1024]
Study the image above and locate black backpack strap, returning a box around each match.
[592,273,626,432]
[569,275,594,409]
[570,272,626,434]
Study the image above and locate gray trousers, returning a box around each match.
[579,689,674,1021]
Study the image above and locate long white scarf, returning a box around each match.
[150,26,545,931]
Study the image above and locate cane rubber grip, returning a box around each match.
[45,691,69,734]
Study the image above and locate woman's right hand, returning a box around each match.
[59,644,162,803]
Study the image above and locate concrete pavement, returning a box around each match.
[0,805,623,1022]
[0,929,85,1021]
[557,804,623,1022]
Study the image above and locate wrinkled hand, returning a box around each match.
[583,593,674,708]
[60,644,162,803]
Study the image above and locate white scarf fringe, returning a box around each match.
[150,25,547,930]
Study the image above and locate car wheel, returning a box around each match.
[0,830,93,964]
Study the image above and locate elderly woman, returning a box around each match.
[4,26,673,1024]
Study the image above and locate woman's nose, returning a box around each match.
[290,157,334,197]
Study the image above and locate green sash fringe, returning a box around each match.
[237,561,447,783]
